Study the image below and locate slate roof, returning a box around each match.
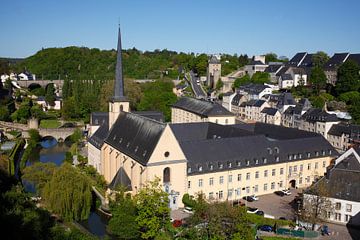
[209,55,220,64]
[133,111,165,122]
[88,123,109,150]
[309,149,360,202]
[238,83,270,95]
[299,53,313,67]
[324,53,349,70]
[105,111,166,166]
[261,107,278,116]
[265,64,283,73]
[172,97,234,117]
[281,74,293,81]
[278,92,296,107]
[302,108,339,123]
[90,112,109,126]
[183,130,336,175]
[109,167,132,190]
[348,54,360,65]
[231,93,244,106]
[328,124,360,137]
[249,60,266,65]
[276,66,289,77]
[245,99,266,107]
[170,122,253,142]
[288,52,307,66]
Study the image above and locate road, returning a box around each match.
[187,71,206,99]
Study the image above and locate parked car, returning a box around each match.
[281,189,291,195]
[274,191,285,197]
[247,207,259,214]
[243,195,259,202]
[183,206,193,214]
[258,225,273,232]
[255,210,264,216]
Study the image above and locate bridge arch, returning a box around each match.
[28,83,42,91]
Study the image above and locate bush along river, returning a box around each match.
[23,137,110,238]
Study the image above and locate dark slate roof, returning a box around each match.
[184,133,336,175]
[310,150,360,202]
[109,167,132,191]
[88,123,109,150]
[170,122,253,142]
[288,52,307,66]
[265,64,283,73]
[261,107,278,116]
[105,111,166,166]
[238,83,270,95]
[90,112,109,126]
[280,74,293,81]
[299,53,313,67]
[231,93,244,106]
[172,97,234,117]
[209,55,220,64]
[276,66,289,77]
[291,67,306,75]
[133,111,165,122]
[277,92,296,107]
[328,124,360,137]
[245,99,266,107]
[348,54,360,65]
[298,98,312,109]
[324,53,349,70]
[302,108,339,123]
[249,60,265,65]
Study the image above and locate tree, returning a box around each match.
[135,178,170,239]
[238,54,249,67]
[301,180,334,230]
[0,105,10,121]
[335,60,360,95]
[265,53,279,63]
[22,162,57,195]
[312,51,329,68]
[349,98,360,124]
[251,72,270,84]
[108,194,140,239]
[215,79,224,90]
[310,66,327,94]
[338,91,360,105]
[233,74,251,88]
[45,84,56,106]
[43,163,92,221]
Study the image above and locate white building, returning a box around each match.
[244,55,268,77]
[304,148,360,226]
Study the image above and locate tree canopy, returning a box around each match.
[335,60,360,95]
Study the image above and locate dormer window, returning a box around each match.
[246,160,250,166]
[187,167,192,173]
[275,156,279,162]
[126,142,130,148]
[274,147,279,154]
[237,161,241,167]
[228,162,232,168]
[299,153,302,159]
[322,150,326,156]
[288,155,292,160]
[315,151,319,157]
[293,154,297,160]
[119,138,123,143]
[263,158,267,164]
[134,146,139,153]
[198,166,203,172]
[255,159,259,165]
[219,163,223,169]
[142,150,147,157]
[328,149,332,155]
[307,152,311,158]
[209,164,213,170]
[267,148,272,154]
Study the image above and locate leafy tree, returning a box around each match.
[28,129,41,142]
[31,87,46,96]
[335,60,360,95]
[22,162,57,195]
[43,163,92,221]
[349,98,360,124]
[265,53,279,63]
[233,74,251,88]
[108,194,140,239]
[0,105,10,121]
[309,93,334,108]
[69,128,83,143]
[301,180,334,230]
[216,79,224,90]
[312,51,329,67]
[182,193,196,208]
[251,72,270,84]
[11,100,32,123]
[338,91,360,105]
[135,178,170,239]
[238,54,249,67]
[45,84,56,106]
[310,66,327,94]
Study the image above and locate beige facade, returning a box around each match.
[299,120,339,139]
[240,102,270,122]
[260,111,281,125]
[109,101,130,129]
[88,143,101,173]
[171,108,235,125]
[187,156,333,201]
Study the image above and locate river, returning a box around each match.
[24,137,109,238]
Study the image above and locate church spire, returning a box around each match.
[112,25,126,101]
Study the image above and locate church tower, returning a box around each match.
[109,26,130,129]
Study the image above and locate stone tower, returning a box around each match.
[207,55,221,89]
[109,26,130,129]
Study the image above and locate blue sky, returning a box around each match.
[1,0,360,58]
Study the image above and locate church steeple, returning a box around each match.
[112,25,126,101]
[109,25,130,129]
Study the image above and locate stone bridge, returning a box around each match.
[0,121,78,141]
[17,79,64,89]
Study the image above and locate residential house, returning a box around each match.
[237,83,272,100]
[327,124,360,152]
[35,96,62,111]
[230,93,247,119]
[265,63,284,83]
[18,71,35,80]
[304,148,360,226]
[221,92,236,112]
[281,98,312,128]
[260,107,281,125]
[323,53,349,85]
[299,108,340,139]
[244,55,268,77]
[277,67,307,89]
[240,99,270,122]
[171,97,235,125]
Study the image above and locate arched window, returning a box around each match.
[120,104,123,112]
[163,167,170,183]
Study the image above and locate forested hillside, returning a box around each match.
[11,47,243,80]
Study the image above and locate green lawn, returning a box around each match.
[39,120,61,129]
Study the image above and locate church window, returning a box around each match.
[163,167,170,183]
[164,151,170,157]
[120,104,123,111]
